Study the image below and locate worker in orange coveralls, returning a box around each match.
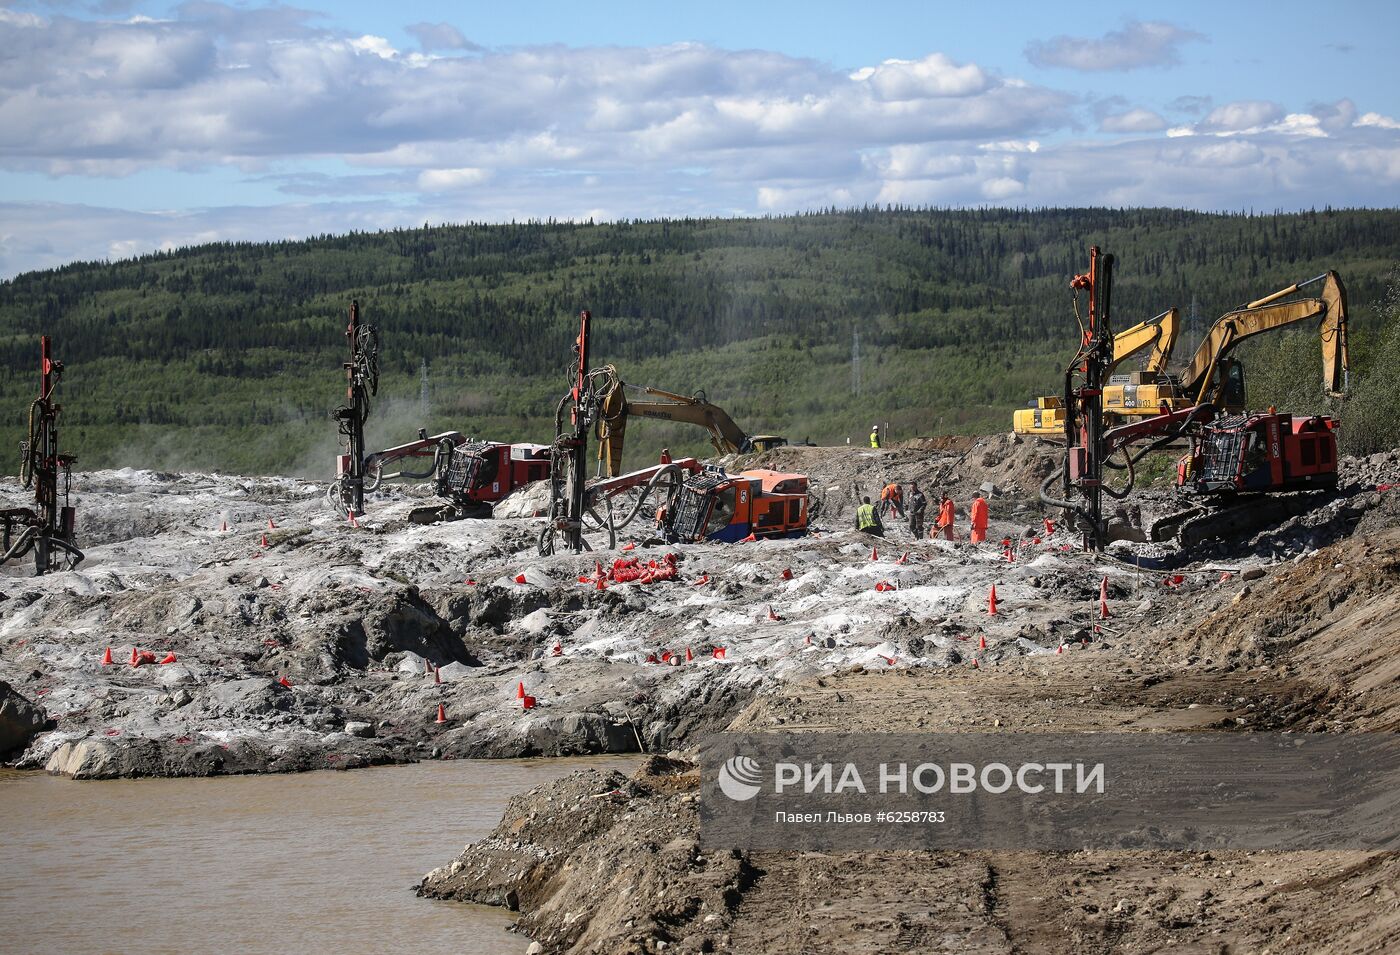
[932,494,956,540]
[969,491,989,543]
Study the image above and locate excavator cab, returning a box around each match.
[1012,396,1069,437]
[1207,359,1247,413]
[744,435,789,453]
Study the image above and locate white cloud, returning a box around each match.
[1026,20,1205,72]
[850,53,990,99]
[1099,108,1167,134]
[1200,100,1284,132]
[1357,111,1400,131]
[416,167,491,191]
[347,35,398,59]
[980,176,1025,199]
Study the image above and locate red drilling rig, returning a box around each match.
[1042,248,1343,550]
[2,337,83,574]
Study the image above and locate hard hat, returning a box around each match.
[872,424,880,430]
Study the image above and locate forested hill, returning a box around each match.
[1,207,1398,476]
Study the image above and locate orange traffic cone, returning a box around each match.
[870,546,879,561]
[692,574,710,586]
[978,635,987,650]
[685,646,694,662]
[741,532,757,543]
[129,647,139,666]
[278,676,293,688]
[158,652,178,665]
[972,657,980,669]
[1044,519,1055,535]
[260,532,269,548]
[515,681,525,699]
[595,577,607,591]
[434,665,442,684]
[347,509,359,528]
[622,542,636,551]
[987,584,999,615]
[1099,576,1110,619]
[101,647,113,666]
[220,520,228,533]
[267,518,277,530]
[767,605,781,621]
[1056,643,1065,654]
[435,703,447,724]
[896,552,909,565]
[781,568,794,580]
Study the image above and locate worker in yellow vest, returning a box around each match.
[855,496,884,537]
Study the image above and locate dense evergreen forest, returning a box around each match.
[1,207,1397,476]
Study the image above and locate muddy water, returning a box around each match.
[0,757,637,955]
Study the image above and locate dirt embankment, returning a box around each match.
[416,475,1400,953]
[420,749,1400,955]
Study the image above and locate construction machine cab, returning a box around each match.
[437,440,551,503]
[1183,412,1337,494]
[744,435,789,453]
[1214,359,1247,412]
[666,467,808,543]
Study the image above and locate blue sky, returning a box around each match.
[1,0,1396,276]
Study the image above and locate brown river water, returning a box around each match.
[0,757,638,955]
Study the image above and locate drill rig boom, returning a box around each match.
[2,337,83,575]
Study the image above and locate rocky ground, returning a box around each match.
[4,437,1399,952]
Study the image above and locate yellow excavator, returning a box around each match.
[1099,270,1349,420]
[1014,307,1180,436]
[594,370,787,477]
[1014,271,1350,437]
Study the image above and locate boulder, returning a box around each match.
[0,681,50,759]
[45,739,118,778]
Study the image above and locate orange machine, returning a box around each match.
[664,467,809,543]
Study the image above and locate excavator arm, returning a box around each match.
[1110,308,1178,376]
[1183,271,1349,405]
[596,372,754,477]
